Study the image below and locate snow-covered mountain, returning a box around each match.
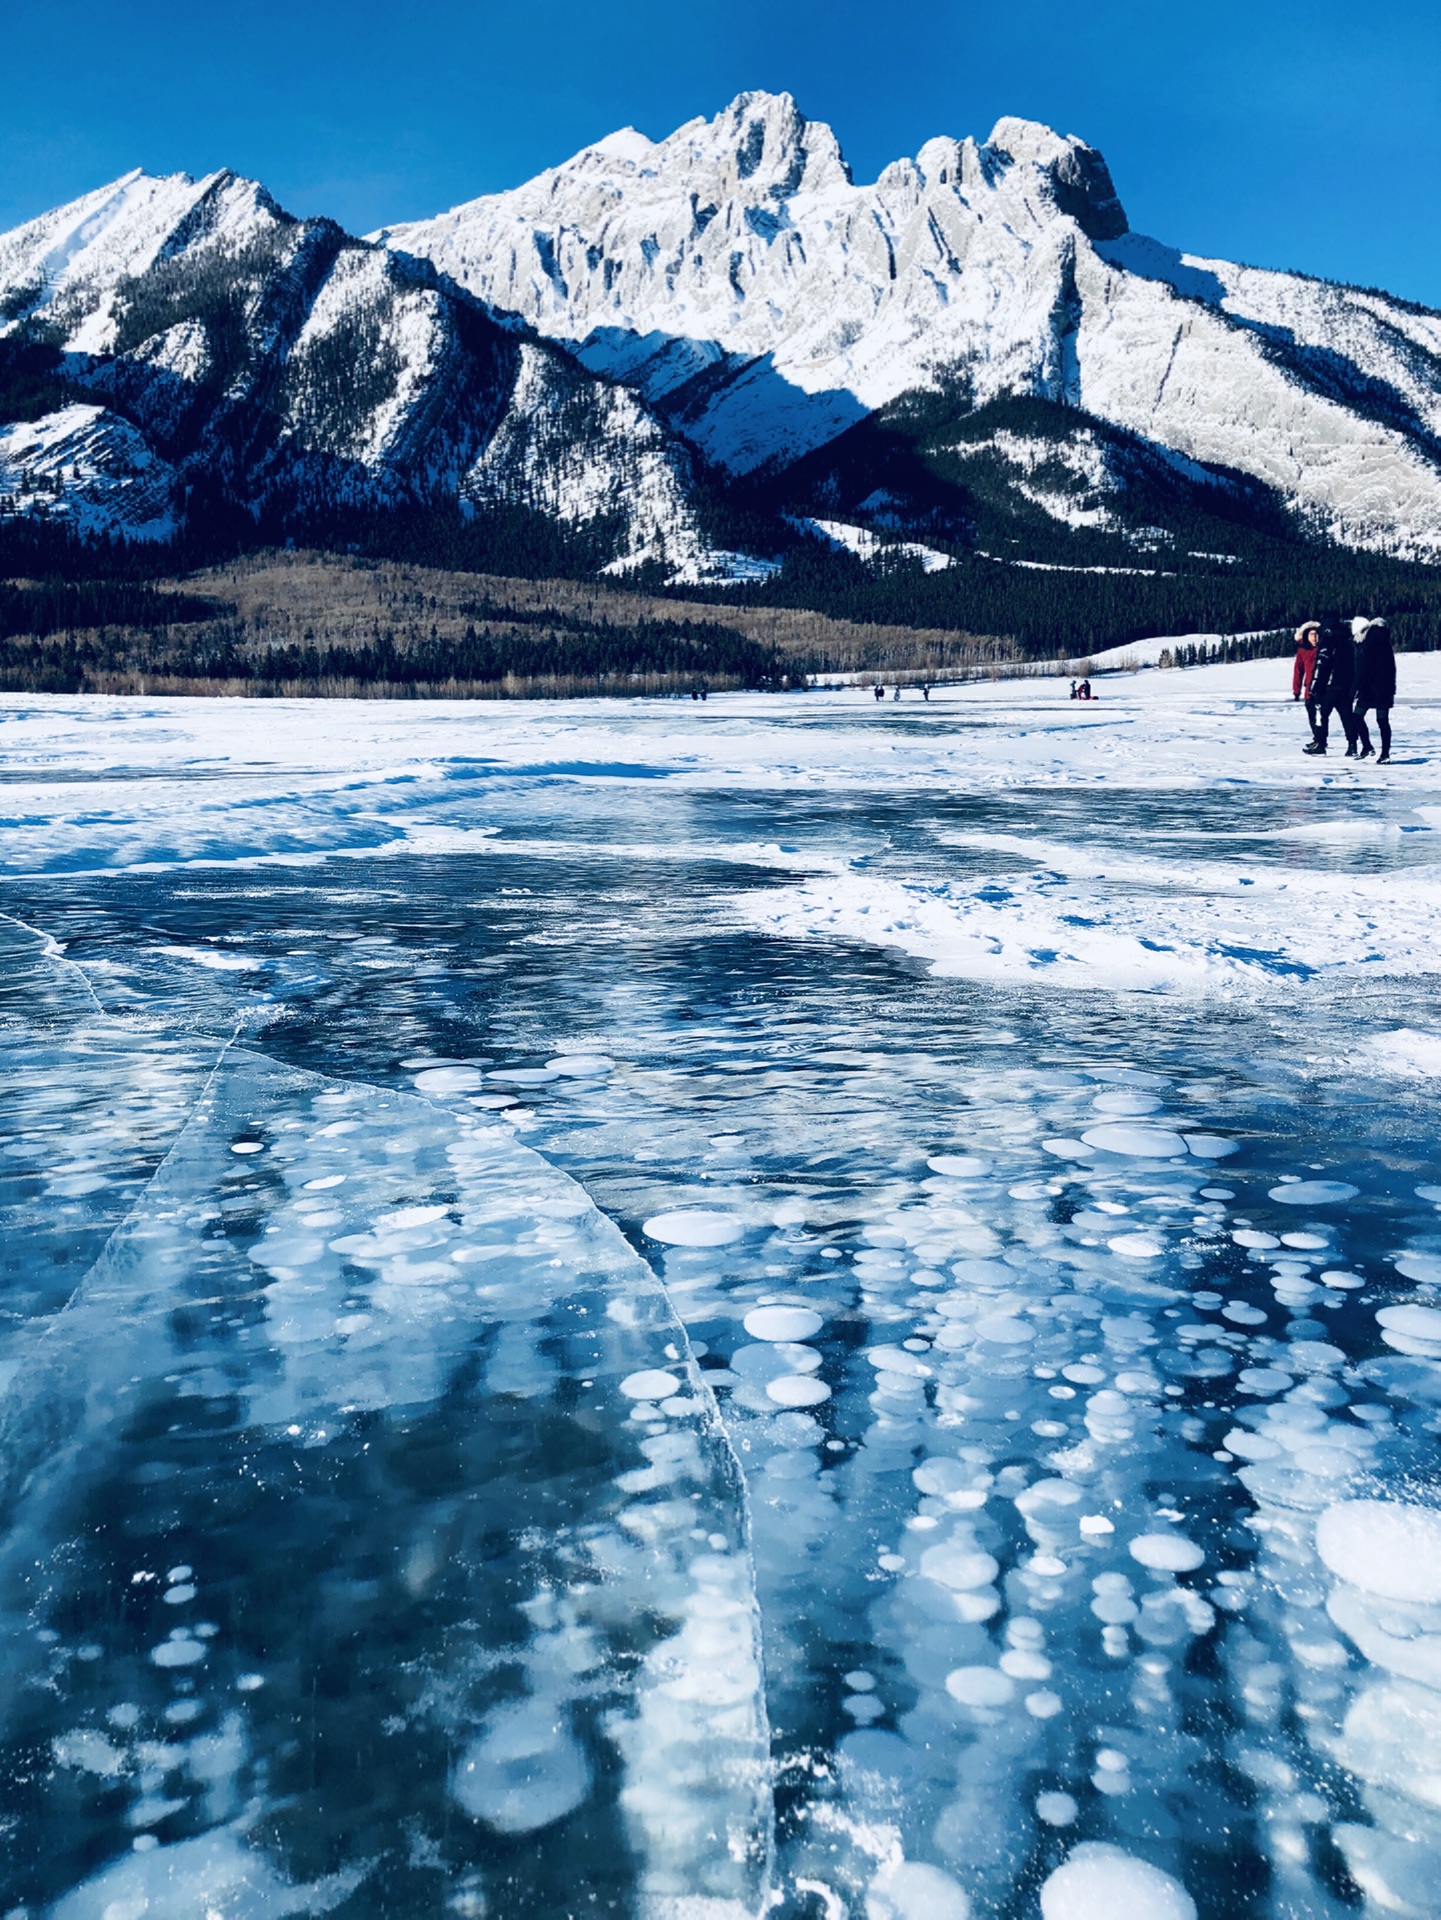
[6,94,1441,577]
[378,92,1441,559]
[0,168,728,574]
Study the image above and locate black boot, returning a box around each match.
[1302,742,1326,755]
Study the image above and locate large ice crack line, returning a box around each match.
[0,909,236,1341]
[0,1040,772,1919]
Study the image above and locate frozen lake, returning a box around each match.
[3,662,1441,1919]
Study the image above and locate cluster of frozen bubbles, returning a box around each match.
[585,1058,1441,1920]
[15,1004,1441,1920]
[199,1041,1441,1920]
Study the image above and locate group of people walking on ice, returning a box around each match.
[1292,616,1396,761]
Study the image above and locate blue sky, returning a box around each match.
[5,0,1440,304]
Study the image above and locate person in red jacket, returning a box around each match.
[1293,621,1320,743]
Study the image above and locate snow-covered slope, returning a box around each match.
[0,403,177,540]
[379,92,1441,556]
[0,170,725,571]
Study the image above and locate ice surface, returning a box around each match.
[4,671,1441,1915]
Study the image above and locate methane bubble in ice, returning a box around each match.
[619,1370,682,1401]
[1395,1252,1441,1284]
[643,1210,745,1246]
[1375,1304,1441,1354]
[1040,1844,1196,1920]
[744,1305,823,1342]
[151,1637,205,1667]
[945,1665,1015,1707]
[927,1154,992,1177]
[546,1055,615,1075]
[975,1313,1035,1343]
[413,1065,484,1093]
[1129,1534,1205,1573]
[1109,1234,1164,1260]
[1183,1134,1237,1158]
[923,1545,1000,1590]
[1037,1792,1079,1826]
[766,1374,831,1407]
[951,1259,1014,1286]
[867,1859,972,1920]
[1092,1091,1161,1116]
[1315,1499,1441,1603]
[1237,1367,1292,1396]
[1268,1180,1358,1205]
[1081,1125,1188,1159]
[452,1701,590,1833]
[1043,1139,1095,1160]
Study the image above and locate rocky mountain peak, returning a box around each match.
[683,90,852,199]
[984,117,1128,239]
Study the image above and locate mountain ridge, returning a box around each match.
[0,163,732,577]
[5,91,1441,617]
[376,90,1441,560]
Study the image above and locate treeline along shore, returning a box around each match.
[2,526,1440,700]
[0,549,1020,698]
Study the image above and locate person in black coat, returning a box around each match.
[1303,620,1358,755]
[1352,617,1397,762]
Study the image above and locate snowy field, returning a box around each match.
[2,659,1440,1920]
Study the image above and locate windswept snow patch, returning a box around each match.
[788,515,955,571]
[1366,1028,1441,1078]
[740,834,1441,995]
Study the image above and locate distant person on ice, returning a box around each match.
[1303,620,1357,756]
[1351,617,1396,762]
[873,683,885,702]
